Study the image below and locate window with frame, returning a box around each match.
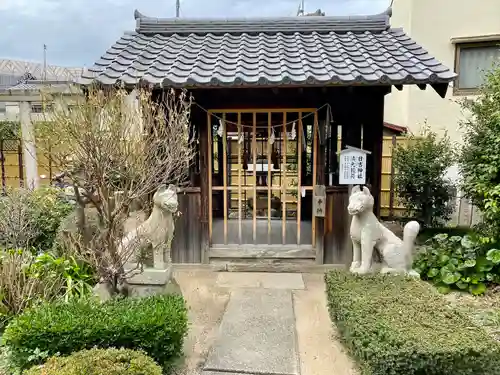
[31,103,52,113]
[455,41,500,94]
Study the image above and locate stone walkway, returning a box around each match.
[174,269,357,375]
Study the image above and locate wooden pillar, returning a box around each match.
[196,106,210,263]
[362,91,385,218]
[315,114,326,264]
[340,89,362,150]
[19,101,38,189]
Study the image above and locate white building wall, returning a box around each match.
[385,0,500,143]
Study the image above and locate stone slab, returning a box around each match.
[216,272,305,290]
[260,273,304,290]
[202,372,260,375]
[216,272,261,288]
[127,276,181,298]
[203,288,299,375]
[126,267,172,285]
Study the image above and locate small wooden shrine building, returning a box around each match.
[80,7,455,268]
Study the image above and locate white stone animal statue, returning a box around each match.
[120,184,178,269]
[348,185,420,276]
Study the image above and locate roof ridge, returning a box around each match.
[133,7,392,35]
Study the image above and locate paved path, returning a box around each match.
[174,269,357,375]
[203,288,299,375]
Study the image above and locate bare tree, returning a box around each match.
[36,87,195,295]
[0,188,41,250]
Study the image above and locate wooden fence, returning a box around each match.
[0,139,23,190]
[1,135,480,228]
[0,138,57,190]
[380,135,406,218]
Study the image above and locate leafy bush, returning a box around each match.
[24,348,162,375]
[414,233,500,295]
[2,294,188,372]
[460,67,500,239]
[28,187,74,251]
[325,270,500,375]
[392,127,455,227]
[0,187,73,251]
[0,249,94,328]
[26,252,96,301]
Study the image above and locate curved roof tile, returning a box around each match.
[80,8,456,91]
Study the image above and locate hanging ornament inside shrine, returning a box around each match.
[290,121,297,140]
[242,135,248,170]
[269,127,276,145]
[238,133,244,144]
[217,119,224,137]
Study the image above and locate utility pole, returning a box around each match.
[297,0,305,16]
[43,44,47,81]
[176,0,180,17]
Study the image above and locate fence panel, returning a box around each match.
[0,139,23,190]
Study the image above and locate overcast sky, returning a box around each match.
[0,0,390,67]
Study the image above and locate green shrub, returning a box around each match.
[325,270,500,375]
[392,126,455,227]
[24,348,162,375]
[2,294,188,372]
[0,187,73,251]
[0,249,94,329]
[414,233,500,295]
[28,187,74,251]
[459,66,500,240]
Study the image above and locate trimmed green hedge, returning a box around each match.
[3,295,188,372]
[325,271,500,375]
[24,348,162,375]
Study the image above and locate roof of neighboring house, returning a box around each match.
[80,7,456,96]
[0,59,83,89]
[383,122,407,133]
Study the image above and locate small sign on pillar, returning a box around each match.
[339,146,371,185]
[313,185,326,217]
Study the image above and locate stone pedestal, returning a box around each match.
[125,266,181,298]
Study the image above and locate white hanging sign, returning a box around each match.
[339,146,371,185]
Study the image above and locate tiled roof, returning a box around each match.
[79,8,456,91]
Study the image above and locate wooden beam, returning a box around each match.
[222,113,228,245]
[253,112,257,244]
[312,111,318,249]
[238,112,242,245]
[297,113,302,246]
[207,111,213,248]
[267,112,272,245]
[362,94,384,218]
[282,112,287,245]
[316,114,326,265]
[194,107,209,263]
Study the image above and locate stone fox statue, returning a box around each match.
[348,185,420,276]
[120,184,178,269]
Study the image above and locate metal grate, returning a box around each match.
[1,139,20,152]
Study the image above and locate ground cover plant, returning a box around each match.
[414,233,500,295]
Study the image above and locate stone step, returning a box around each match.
[209,246,316,259]
[203,288,299,375]
[210,258,317,273]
